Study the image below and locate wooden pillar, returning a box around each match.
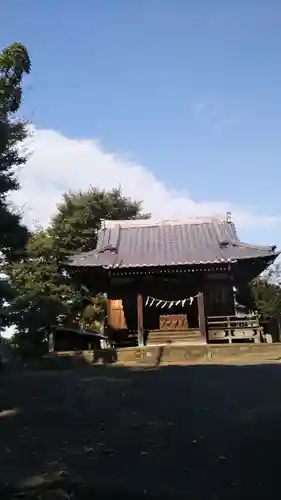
[197,292,206,339]
[106,298,112,327]
[137,294,144,347]
[48,332,54,353]
[277,316,281,343]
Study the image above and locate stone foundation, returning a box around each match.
[33,343,281,369]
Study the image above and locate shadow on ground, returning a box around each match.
[1,362,281,499]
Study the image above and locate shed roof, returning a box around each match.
[66,216,278,269]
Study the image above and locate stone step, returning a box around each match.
[147,337,203,345]
[146,339,205,346]
[147,335,201,340]
[149,331,200,337]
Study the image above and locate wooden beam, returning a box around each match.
[197,292,206,339]
[137,294,144,346]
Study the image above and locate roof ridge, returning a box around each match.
[233,241,277,252]
[102,216,229,229]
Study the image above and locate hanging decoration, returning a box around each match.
[145,293,199,309]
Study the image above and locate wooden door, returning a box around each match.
[107,299,127,329]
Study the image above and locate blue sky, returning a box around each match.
[1,0,281,245]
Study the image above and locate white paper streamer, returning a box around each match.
[144,294,199,309]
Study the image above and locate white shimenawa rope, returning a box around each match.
[145,294,199,309]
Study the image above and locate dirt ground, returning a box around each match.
[1,360,281,499]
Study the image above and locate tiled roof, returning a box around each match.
[66,216,278,268]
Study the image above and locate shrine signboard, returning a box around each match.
[159,314,188,330]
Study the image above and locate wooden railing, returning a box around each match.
[207,315,263,343]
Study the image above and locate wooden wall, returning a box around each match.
[204,280,235,316]
[106,272,235,332]
[106,275,202,331]
[107,299,127,329]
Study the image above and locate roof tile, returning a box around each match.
[67,218,278,268]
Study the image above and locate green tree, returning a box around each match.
[6,231,77,356]
[0,42,31,321]
[50,187,149,256]
[0,42,30,116]
[0,42,31,253]
[237,264,281,318]
[7,188,148,356]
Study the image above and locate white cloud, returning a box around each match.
[9,127,279,231]
[192,100,212,113]
[192,98,237,131]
